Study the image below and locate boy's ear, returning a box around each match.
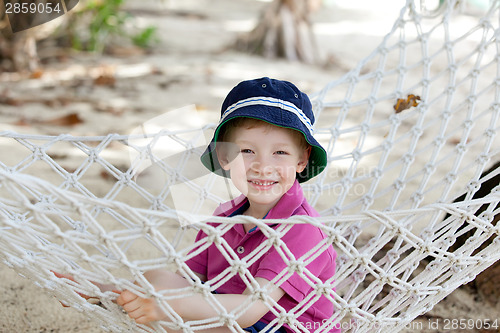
[216,145,230,171]
[297,146,312,173]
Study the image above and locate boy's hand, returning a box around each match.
[51,271,119,307]
[116,290,167,324]
[51,271,93,304]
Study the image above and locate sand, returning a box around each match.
[1,0,499,332]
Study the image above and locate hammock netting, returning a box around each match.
[1,0,499,332]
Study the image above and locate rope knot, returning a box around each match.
[411,191,423,204]
[192,282,211,297]
[410,126,423,138]
[485,128,496,138]
[386,250,399,262]
[288,260,304,274]
[88,150,97,163]
[32,146,45,160]
[119,172,133,184]
[371,168,382,179]
[361,195,373,207]
[267,231,282,247]
[352,149,361,162]
[424,163,435,175]
[314,283,332,296]
[199,188,208,200]
[476,153,490,165]
[441,110,451,120]
[393,179,405,191]
[455,143,467,154]
[218,313,235,327]
[444,172,457,184]
[382,140,393,151]
[402,153,415,164]
[151,197,163,210]
[65,173,78,187]
[251,288,267,302]
[479,211,494,223]
[277,312,295,325]
[230,260,247,275]
[466,180,480,193]
[330,206,341,216]
[352,269,366,283]
[433,136,445,146]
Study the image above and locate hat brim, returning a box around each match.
[201,106,327,183]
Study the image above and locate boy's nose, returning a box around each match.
[250,157,274,175]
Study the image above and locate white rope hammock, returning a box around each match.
[1,0,500,332]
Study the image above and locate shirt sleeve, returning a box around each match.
[254,223,334,302]
[184,228,209,277]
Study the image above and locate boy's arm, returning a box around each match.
[176,270,207,282]
[51,271,117,300]
[117,270,285,328]
[175,277,285,327]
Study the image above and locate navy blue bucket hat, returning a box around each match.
[201,77,327,183]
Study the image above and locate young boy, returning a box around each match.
[57,78,338,332]
[116,78,338,332]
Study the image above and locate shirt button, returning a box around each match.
[237,246,244,254]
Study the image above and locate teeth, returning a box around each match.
[251,180,275,186]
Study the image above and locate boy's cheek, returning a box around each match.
[228,155,250,188]
[275,163,301,175]
[230,171,249,196]
[229,153,246,170]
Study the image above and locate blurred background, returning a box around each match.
[0,0,417,138]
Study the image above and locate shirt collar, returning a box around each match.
[265,179,304,219]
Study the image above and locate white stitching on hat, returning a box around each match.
[220,97,314,134]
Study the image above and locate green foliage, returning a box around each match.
[131,26,159,48]
[68,0,158,52]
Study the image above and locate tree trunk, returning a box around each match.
[0,0,68,72]
[234,0,321,64]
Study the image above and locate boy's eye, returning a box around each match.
[275,150,289,155]
[241,149,253,154]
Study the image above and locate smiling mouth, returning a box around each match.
[249,180,278,187]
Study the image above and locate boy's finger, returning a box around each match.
[51,271,74,281]
[117,290,138,306]
[51,271,95,300]
[116,292,127,306]
[76,292,91,300]
[111,290,121,303]
[57,299,70,307]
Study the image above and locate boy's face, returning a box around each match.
[217,124,310,213]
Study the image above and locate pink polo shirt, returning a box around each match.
[186,180,339,333]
